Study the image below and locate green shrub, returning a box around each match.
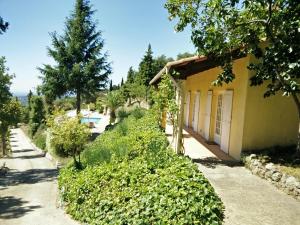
[48,114,90,166]
[59,111,224,224]
[59,153,223,225]
[33,126,47,150]
[129,106,146,119]
[116,107,128,121]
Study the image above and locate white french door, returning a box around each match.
[192,91,200,132]
[220,90,233,153]
[185,91,191,127]
[204,91,213,140]
[214,94,223,145]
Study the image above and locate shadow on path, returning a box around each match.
[192,157,243,169]
[0,196,41,219]
[12,149,34,154]
[0,168,57,187]
[11,154,45,160]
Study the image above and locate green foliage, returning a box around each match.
[0,17,9,34]
[59,111,224,224]
[33,125,47,150]
[0,98,22,155]
[125,81,147,106]
[48,114,90,166]
[151,73,178,128]
[39,0,111,113]
[177,52,194,60]
[0,57,13,109]
[54,97,76,111]
[126,66,136,84]
[116,108,129,121]
[153,54,173,74]
[29,96,45,136]
[95,96,105,113]
[165,0,300,99]
[129,106,146,120]
[0,57,21,155]
[137,44,155,86]
[105,90,125,123]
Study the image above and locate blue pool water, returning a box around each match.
[81,117,101,124]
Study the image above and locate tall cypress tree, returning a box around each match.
[138,44,155,86]
[39,0,111,114]
[109,80,113,91]
[126,66,135,84]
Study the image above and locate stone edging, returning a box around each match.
[244,154,300,201]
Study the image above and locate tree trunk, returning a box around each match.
[1,129,7,156]
[76,91,81,115]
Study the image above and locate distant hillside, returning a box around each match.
[15,95,28,106]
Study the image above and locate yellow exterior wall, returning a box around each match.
[185,57,250,159]
[242,56,298,150]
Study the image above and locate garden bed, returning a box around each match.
[59,111,224,224]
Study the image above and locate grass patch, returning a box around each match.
[59,111,224,224]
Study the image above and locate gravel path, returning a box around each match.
[0,128,78,225]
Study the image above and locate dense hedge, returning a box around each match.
[59,111,224,224]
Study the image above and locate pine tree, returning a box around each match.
[120,78,124,86]
[0,17,9,34]
[138,44,155,86]
[126,66,135,84]
[39,0,111,114]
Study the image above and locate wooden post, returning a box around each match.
[176,80,185,154]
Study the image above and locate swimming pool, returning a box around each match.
[81,117,101,124]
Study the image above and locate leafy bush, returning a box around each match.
[48,114,90,166]
[116,107,128,121]
[33,125,47,150]
[129,106,146,119]
[59,111,224,224]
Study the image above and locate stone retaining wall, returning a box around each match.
[244,154,300,201]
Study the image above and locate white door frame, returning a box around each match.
[185,91,191,127]
[214,94,223,145]
[204,91,213,140]
[220,90,233,153]
[192,91,200,132]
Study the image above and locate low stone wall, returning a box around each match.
[244,154,300,200]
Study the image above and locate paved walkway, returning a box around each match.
[0,128,78,225]
[166,125,300,225]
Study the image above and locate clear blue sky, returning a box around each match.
[0,0,195,95]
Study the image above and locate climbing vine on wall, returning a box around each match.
[151,73,179,139]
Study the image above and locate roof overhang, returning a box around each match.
[150,49,246,85]
[149,55,221,85]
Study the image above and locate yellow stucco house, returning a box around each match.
[150,55,298,160]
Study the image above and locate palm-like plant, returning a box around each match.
[105,90,125,124]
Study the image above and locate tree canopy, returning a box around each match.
[0,58,22,155]
[39,0,111,114]
[0,57,13,108]
[137,44,155,86]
